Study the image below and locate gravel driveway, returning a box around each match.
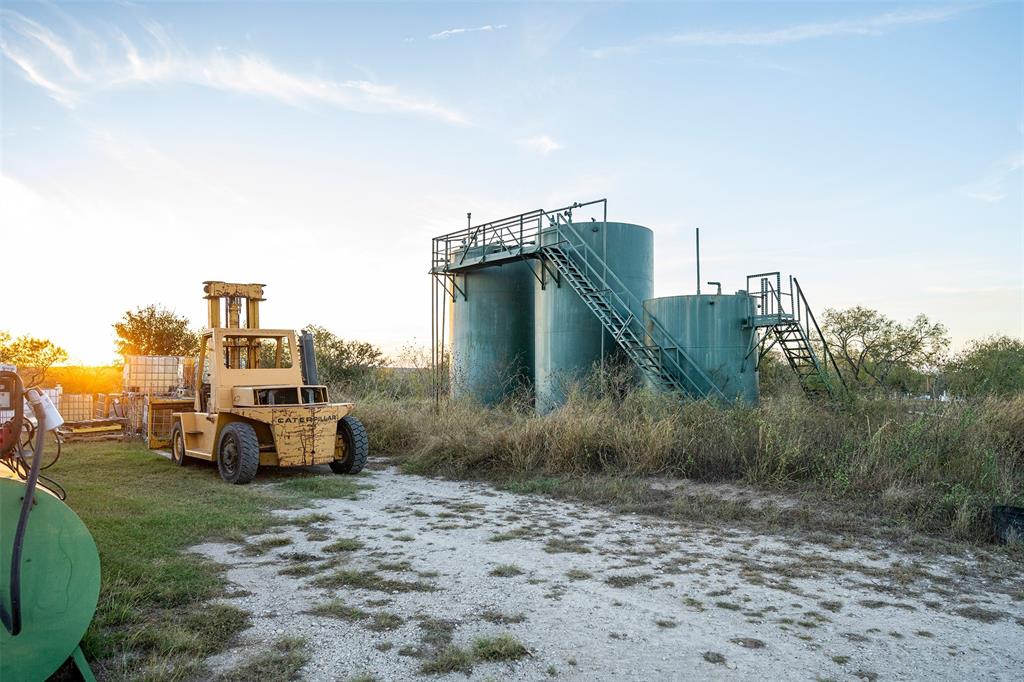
[193,463,1023,681]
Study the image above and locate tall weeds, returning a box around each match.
[342,374,1023,542]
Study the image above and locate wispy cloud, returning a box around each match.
[0,9,469,125]
[520,135,562,155]
[590,6,972,58]
[924,284,1023,295]
[961,153,1024,203]
[430,24,507,40]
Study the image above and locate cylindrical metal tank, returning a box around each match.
[642,292,758,403]
[534,222,653,413]
[449,258,535,406]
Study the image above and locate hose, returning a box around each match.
[0,384,47,636]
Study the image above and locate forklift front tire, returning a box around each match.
[217,422,260,484]
[331,415,368,475]
[170,422,188,466]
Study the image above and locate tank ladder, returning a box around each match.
[540,213,726,400]
[747,273,845,399]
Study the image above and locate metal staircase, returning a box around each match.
[773,322,831,396]
[747,272,845,399]
[537,212,728,399]
[539,242,713,397]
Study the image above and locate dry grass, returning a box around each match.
[482,610,526,624]
[489,563,524,577]
[307,599,368,622]
[730,637,765,649]
[347,384,1024,542]
[310,569,436,593]
[955,605,1007,623]
[702,651,726,665]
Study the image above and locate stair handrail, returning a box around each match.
[792,278,847,393]
[549,217,726,399]
[746,271,794,324]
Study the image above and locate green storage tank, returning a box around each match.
[449,254,534,406]
[642,292,758,403]
[534,222,653,412]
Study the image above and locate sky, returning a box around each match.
[1,1,1021,365]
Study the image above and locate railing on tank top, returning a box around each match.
[430,200,609,272]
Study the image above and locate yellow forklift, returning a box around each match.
[169,281,368,483]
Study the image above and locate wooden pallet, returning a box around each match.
[58,418,128,442]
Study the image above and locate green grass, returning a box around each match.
[311,569,436,593]
[216,636,308,681]
[683,597,705,611]
[488,527,535,542]
[307,599,368,622]
[565,568,592,581]
[279,562,320,577]
[131,603,249,658]
[543,537,591,554]
[417,617,456,648]
[605,574,653,588]
[323,538,364,553]
[241,535,293,556]
[488,563,524,577]
[472,634,530,662]
[417,634,529,675]
[481,610,526,624]
[419,645,474,675]
[955,605,1007,623]
[46,441,367,680]
[275,475,367,498]
[367,612,404,632]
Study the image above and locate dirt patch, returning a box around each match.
[193,463,1024,680]
[648,478,801,511]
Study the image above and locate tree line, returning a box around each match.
[2,303,1021,398]
[758,306,1023,398]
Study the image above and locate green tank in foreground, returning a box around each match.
[0,476,100,681]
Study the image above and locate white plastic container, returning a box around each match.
[26,387,65,432]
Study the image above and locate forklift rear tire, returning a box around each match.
[170,422,188,466]
[331,415,368,475]
[217,422,260,484]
